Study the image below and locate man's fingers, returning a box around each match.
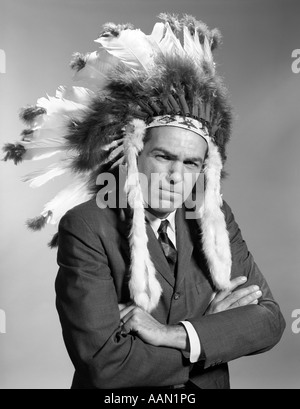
[215,285,260,311]
[213,276,247,303]
[120,307,143,335]
[118,302,134,311]
[119,303,136,320]
[228,276,248,291]
[228,289,262,309]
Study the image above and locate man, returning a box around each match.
[55,123,285,389]
[3,14,285,389]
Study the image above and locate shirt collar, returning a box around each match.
[145,209,176,235]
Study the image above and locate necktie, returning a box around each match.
[157,220,177,275]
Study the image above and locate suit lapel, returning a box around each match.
[175,208,194,289]
[146,222,176,288]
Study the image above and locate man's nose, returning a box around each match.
[167,161,184,184]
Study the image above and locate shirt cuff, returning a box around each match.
[180,321,201,363]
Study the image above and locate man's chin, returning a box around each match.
[145,200,183,216]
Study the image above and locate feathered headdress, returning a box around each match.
[2,13,232,312]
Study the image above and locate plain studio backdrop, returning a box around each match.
[0,0,299,389]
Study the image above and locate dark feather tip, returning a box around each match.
[158,12,181,35]
[99,22,134,38]
[210,28,223,51]
[48,232,59,248]
[26,211,52,231]
[2,143,26,165]
[70,52,86,71]
[20,106,47,123]
[21,129,34,142]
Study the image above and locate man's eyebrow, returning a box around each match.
[151,148,203,164]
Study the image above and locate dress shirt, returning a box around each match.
[145,209,201,363]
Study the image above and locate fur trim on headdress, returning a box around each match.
[124,119,162,311]
[198,139,231,290]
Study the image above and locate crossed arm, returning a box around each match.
[118,276,263,352]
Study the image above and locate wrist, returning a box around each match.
[160,324,189,350]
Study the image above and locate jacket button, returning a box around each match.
[174,292,181,300]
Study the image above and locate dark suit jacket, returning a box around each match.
[55,199,285,389]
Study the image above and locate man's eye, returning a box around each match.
[156,154,170,161]
[185,161,199,168]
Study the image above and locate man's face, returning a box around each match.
[137,126,207,218]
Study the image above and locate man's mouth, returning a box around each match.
[158,188,183,199]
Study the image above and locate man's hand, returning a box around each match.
[119,303,188,350]
[205,276,262,315]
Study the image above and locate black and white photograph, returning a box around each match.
[0,0,299,391]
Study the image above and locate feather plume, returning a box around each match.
[157,23,185,58]
[41,177,92,226]
[96,28,155,72]
[210,28,222,51]
[22,147,65,161]
[148,22,165,44]
[195,21,210,44]
[21,129,34,142]
[20,106,47,124]
[182,14,197,35]
[158,13,181,36]
[26,211,52,231]
[99,22,134,37]
[203,36,214,70]
[37,95,91,118]
[2,143,26,164]
[193,26,205,60]
[70,52,86,71]
[56,86,95,106]
[22,161,71,188]
[183,26,203,68]
[14,94,94,163]
[71,50,118,89]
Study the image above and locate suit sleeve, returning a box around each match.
[55,209,190,389]
[189,201,286,369]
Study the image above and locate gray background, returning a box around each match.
[0,0,299,389]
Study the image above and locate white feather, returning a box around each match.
[22,147,65,161]
[19,94,93,160]
[37,95,91,118]
[96,29,155,72]
[203,36,214,72]
[22,161,71,188]
[56,86,95,106]
[149,22,165,43]
[42,177,92,225]
[157,23,185,58]
[193,30,204,60]
[72,50,118,88]
[183,26,204,68]
[146,22,165,56]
